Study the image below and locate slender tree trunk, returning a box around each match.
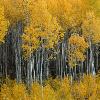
[27,54,34,89]
[81,61,83,76]
[96,45,99,73]
[89,38,95,75]
[86,50,89,74]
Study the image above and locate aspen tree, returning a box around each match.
[0,1,9,77]
[82,11,100,74]
[22,0,63,90]
[3,0,26,83]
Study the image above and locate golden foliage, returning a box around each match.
[68,34,88,67]
[20,0,100,59]
[55,78,72,100]
[22,26,40,57]
[30,83,42,100]
[82,11,100,44]
[43,84,56,100]
[12,83,28,100]
[0,84,13,100]
[46,0,89,29]
[3,0,26,23]
[22,0,64,57]
[0,75,100,100]
[72,75,99,99]
[0,2,9,43]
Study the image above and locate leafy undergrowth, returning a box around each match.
[0,75,100,100]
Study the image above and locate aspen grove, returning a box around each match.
[0,0,100,99]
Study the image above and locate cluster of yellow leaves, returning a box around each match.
[22,26,40,57]
[22,0,64,57]
[68,34,88,67]
[55,78,72,100]
[0,83,29,100]
[30,83,42,100]
[82,11,100,44]
[72,75,99,99]
[0,75,100,100]
[0,1,9,43]
[91,17,100,44]
[89,0,100,16]
[43,84,56,100]
[46,0,89,30]
[46,0,73,29]
[3,0,26,23]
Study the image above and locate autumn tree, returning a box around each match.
[22,0,63,88]
[0,0,9,78]
[3,0,27,83]
[82,11,100,74]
